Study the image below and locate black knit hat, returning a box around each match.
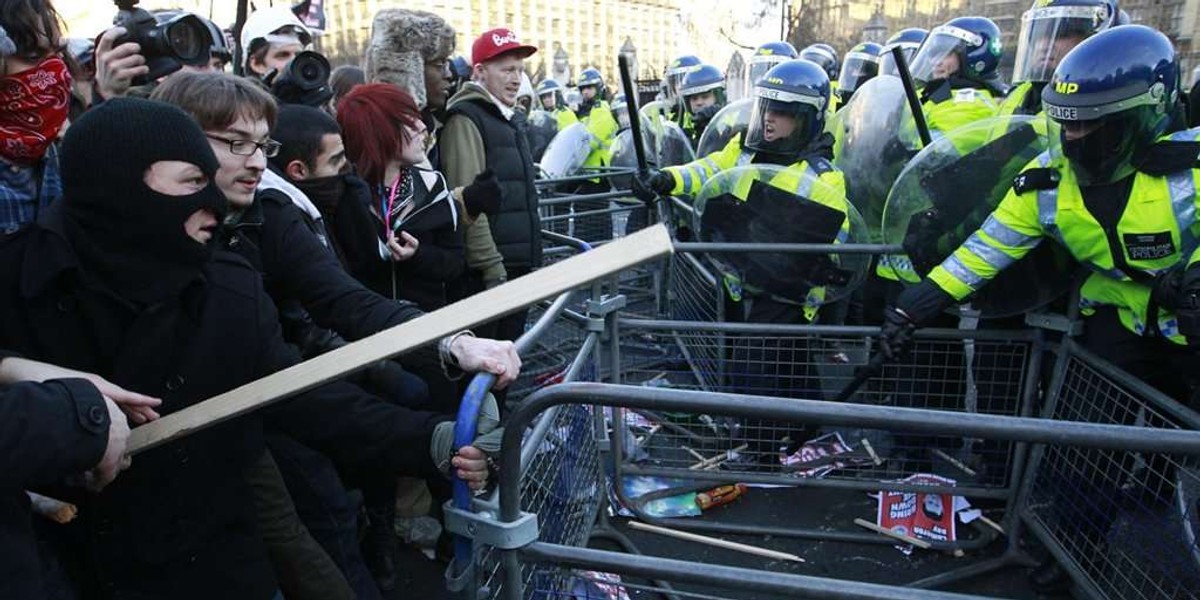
[61,97,219,194]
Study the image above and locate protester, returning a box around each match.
[364,8,456,115]
[330,64,366,110]
[0,0,70,232]
[442,27,541,346]
[241,6,313,79]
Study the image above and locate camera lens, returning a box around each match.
[300,61,320,82]
[166,19,205,61]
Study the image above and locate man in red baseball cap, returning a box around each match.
[441,28,540,352]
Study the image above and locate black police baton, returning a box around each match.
[619,54,670,225]
[890,45,933,148]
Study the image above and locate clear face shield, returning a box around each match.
[666,66,693,102]
[878,43,919,76]
[747,55,787,87]
[908,26,979,84]
[837,52,880,97]
[612,102,630,129]
[744,92,822,156]
[1011,6,1105,84]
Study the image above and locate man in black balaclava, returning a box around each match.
[0,97,493,599]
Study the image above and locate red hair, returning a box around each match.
[335,83,422,187]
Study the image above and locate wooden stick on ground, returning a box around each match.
[853,518,933,549]
[128,225,674,455]
[628,521,805,563]
[861,438,883,466]
[689,444,749,470]
[978,515,1006,536]
[932,449,978,477]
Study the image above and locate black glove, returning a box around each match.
[1152,265,1200,346]
[631,169,674,203]
[462,169,502,218]
[879,306,917,361]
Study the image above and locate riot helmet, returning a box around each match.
[611,93,630,130]
[537,78,566,110]
[1012,0,1117,85]
[837,42,882,103]
[744,59,830,157]
[448,55,471,97]
[879,28,928,76]
[680,64,726,115]
[909,17,1002,86]
[577,67,607,102]
[665,54,702,101]
[748,41,799,87]
[799,44,840,81]
[1042,25,1179,186]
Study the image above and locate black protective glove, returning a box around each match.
[879,306,917,361]
[1152,265,1200,346]
[462,169,502,218]
[631,169,674,203]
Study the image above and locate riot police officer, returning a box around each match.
[907,16,1006,137]
[679,63,727,145]
[835,42,882,108]
[536,78,578,129]
[884,24,1199,407]
[610,92,630,131]
[575,67,619,191]
[663,54,702,127]
[998,0,1119,117]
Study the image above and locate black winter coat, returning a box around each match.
[0,220,446,600]
[0,377,108,600]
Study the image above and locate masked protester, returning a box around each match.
[0,0,71,232]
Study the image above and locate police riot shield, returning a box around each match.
[694,165,869,306]
[881,115,1077,316]
[526,110,560,163]
[696,98,753,157]
[655,120,696,168]
[538,121,593,180]
[609,117,656,189]
[832,76,915,242]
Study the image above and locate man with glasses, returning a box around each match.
[0,0,70,232]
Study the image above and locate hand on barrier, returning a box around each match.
[462,169,502,218]
[450,335,521,389]
[632,169,673,203]
[879,306,917,361]
[431,392,503,491]
[1152,265,1200,346]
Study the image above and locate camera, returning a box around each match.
[113,0,211,85]
[268,51,333,107]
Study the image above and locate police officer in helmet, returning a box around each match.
[836,42,882,107]
[999,0,1120,117]
[879,28,928,76]
[882,27,1200,537]
[748,41,798,87]
[906,16,1006,136]
[536,78,578,129]
[679,63,726,144]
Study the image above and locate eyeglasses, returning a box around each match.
[206,134,282,158]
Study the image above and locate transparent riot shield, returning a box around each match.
[694,165,870,307]
[655,120,696,168]
[696,98,753,157]
[832,76,916,243]
[881,115,1077,316]
[609,117,656,189]
[538,121,593,180]
[526,110,560,163]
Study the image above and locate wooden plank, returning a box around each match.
[128,225,674,454]
[627,521,805,563]
[853,518,933,549]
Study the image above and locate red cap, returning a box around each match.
[471,28,537,65]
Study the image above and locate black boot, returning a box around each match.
[1029,560,1072,595]
[363,504,398,592]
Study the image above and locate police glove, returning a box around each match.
[430,392,503,481]
[631,169,673,203]
[1152,265,1200,347]
[462,169,502,218]
[880,279,957,360]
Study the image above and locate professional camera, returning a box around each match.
[267,51,333,107]
[113,0,211,85]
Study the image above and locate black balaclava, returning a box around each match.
[59,97,228,306]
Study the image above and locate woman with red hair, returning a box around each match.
[336,83,465,311]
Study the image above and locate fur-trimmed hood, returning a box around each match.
[364,8,455,109]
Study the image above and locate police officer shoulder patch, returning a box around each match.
[1011,168,1059,195]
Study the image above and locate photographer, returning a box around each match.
[0,0,70,231]
[93,5,228,100]
[241,5,312,80]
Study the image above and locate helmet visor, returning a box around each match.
[748,56,786,87]
[1049,105,1160,185]
[837,52,880,96]
[1012,6,1105,84]
[878,44,919,76]
[909,26,979,84]
[744,93,821,156]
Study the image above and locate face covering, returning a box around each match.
[58,97,226,305]
[0,56,72,166]
[1061,113,1138,186]
[294,172,349,215]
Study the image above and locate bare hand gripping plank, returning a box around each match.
[129,225,674,454]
